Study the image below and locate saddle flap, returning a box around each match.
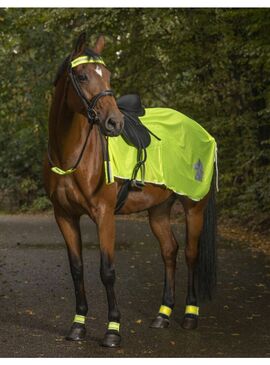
[121,115,151,148]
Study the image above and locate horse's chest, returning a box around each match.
[51,176,106,216]
[51,179,86,211]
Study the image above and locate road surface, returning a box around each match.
[0,214,269,357]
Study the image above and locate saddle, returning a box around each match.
[117,94,150,148]
[114,94,160,213]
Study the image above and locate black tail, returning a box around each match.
[197,181,217,302]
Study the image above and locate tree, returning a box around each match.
[0,8,269,230]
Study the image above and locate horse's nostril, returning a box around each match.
[105,119,117,131]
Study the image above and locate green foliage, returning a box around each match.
[26,196,52,212]
[0,8,269,229]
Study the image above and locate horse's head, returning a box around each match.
[65,33,124,137]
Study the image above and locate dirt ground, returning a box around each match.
[0,213,269,357]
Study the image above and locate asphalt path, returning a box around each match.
[0,214,269,357]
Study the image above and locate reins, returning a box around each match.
[48,53,114,182]
[47,124,93,175]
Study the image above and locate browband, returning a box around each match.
[71,55,106,68]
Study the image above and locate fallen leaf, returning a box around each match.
[116,349,125,354]
[25,309,34,315]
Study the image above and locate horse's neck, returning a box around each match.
[48,82,103,173]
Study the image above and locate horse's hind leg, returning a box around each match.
[181,197,205,330]
[54,209,88,341]
[148,197,178,329]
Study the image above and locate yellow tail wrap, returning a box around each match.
[51,166,76,175]
[185,305,199,316]
[108,322,120,332]
[73,314,86,324]
[159,305,172,317]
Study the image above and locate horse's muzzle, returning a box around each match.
[103,115,124,137]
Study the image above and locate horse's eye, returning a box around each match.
[77,74,88,82]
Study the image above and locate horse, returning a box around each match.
[43,33,217,348]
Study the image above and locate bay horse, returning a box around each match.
[43,33,217,348]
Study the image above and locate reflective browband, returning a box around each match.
[71,55,106,68]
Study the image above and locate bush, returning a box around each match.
[0,8,269,230]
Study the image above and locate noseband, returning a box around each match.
[68,54,113,124]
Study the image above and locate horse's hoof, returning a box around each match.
[150,315,169,329]
[101,332,121,348]
[66,323,86,341]
[181,315,198,330]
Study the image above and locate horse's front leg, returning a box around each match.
[97,208,121,348]
[54,210,88,341]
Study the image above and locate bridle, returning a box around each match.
[48,53,115,181]
[67,54,113,124]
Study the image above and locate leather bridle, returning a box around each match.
[67,54,114,125]
[48,53,116,180]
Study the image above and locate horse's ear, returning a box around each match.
[74,32,86,54]
[93,35,105,55]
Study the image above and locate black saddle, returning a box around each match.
[114,94,160,213]
[117,94,151,149]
